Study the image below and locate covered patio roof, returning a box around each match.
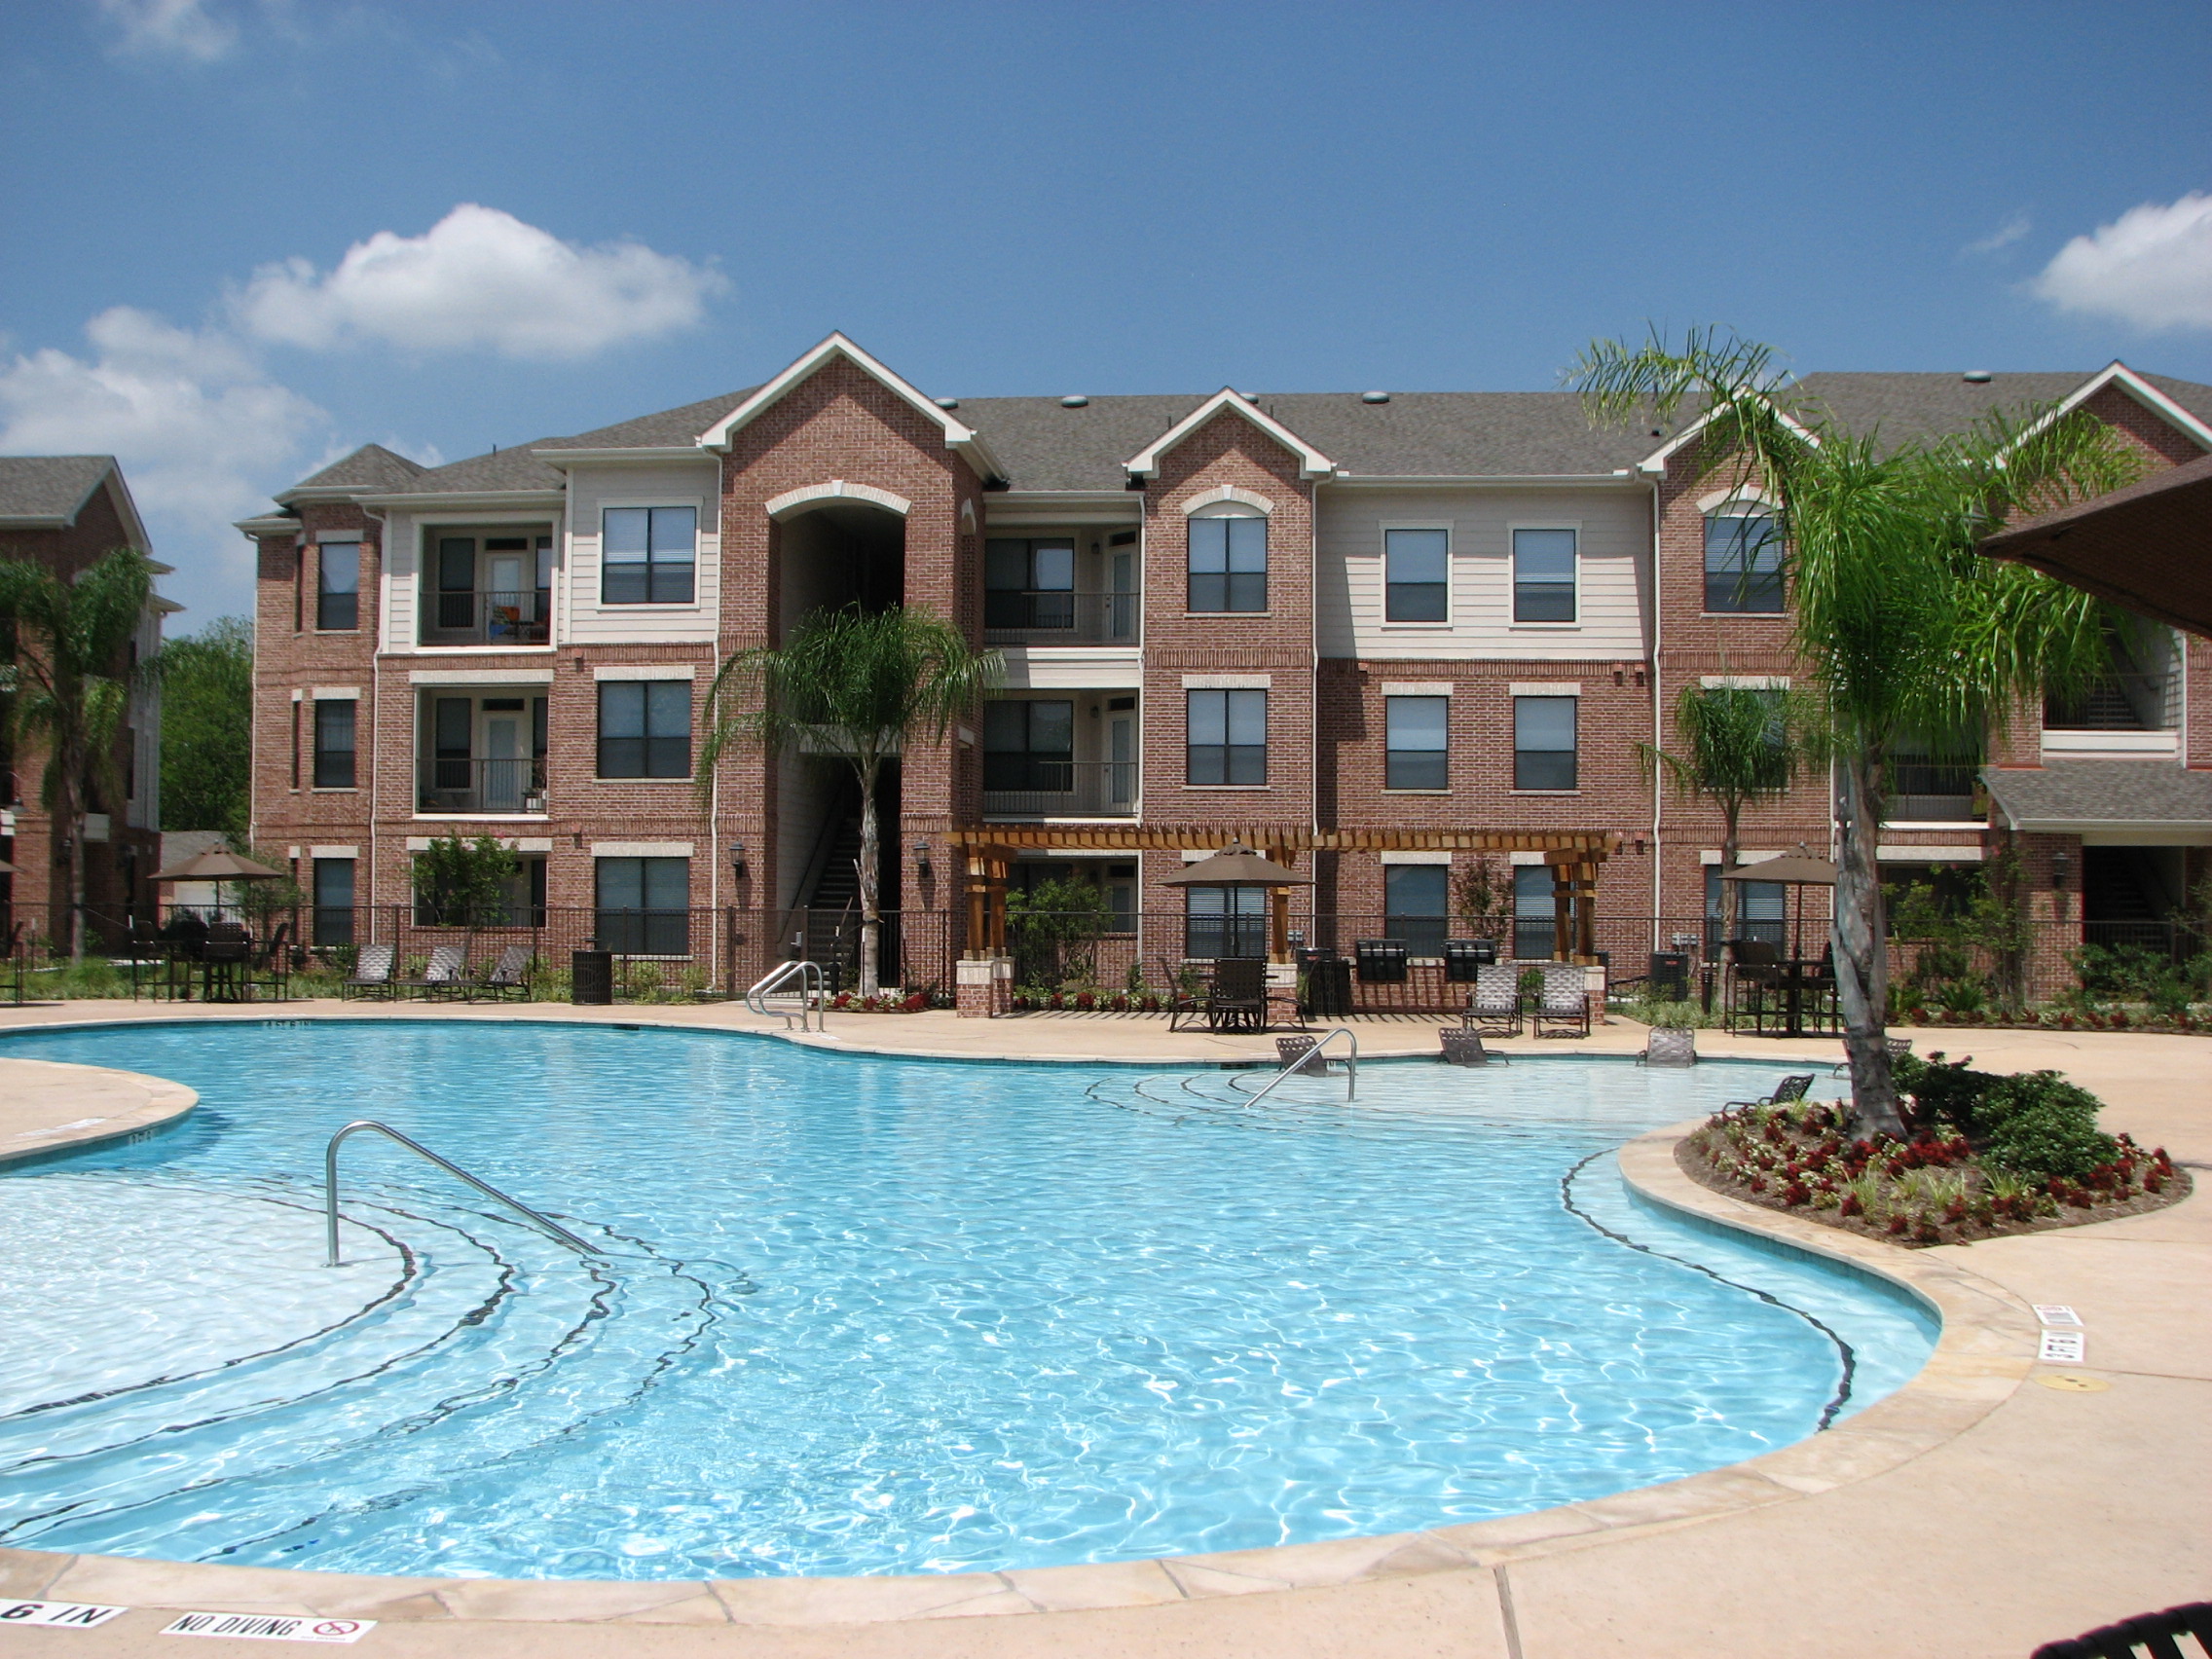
[1978,449,2212,639]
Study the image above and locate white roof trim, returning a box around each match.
[764,479,912,519]
[1636,397,1819,475]
[694,333,1006,480]
[2009,361,2212,455]
[530,446,714,466]
[1124,389,1335,481]
[1180,483,1276,516]
[1697,485,1780,512]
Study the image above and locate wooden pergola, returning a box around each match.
[950,824,1622,964]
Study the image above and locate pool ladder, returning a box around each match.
[1244,1027,1358,1105]
[325,1120,594,1267]
[747,959,829,1031]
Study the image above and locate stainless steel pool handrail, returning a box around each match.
[325,1119,595,1267]
[747,959,827,1031]
[1244,1027,1358,1106]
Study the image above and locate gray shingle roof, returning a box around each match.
[289,443,427,493]
[0,455,115,523]
[278,366,2212,501]
[1982,759,2212,830]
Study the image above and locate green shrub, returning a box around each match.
[1976,1071,2118,1180]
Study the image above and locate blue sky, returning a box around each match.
[4,0,2209,625]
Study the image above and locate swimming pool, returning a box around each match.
[0,1021,1935,1580]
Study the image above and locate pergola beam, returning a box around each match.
[950,825,1620,857]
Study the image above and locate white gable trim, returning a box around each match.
[2010,361,2212,454]
[1636,397,1819,476]
[1124,389,1335,481]
[694,333,1007,479]
[764,479,913,519]
[1179,483,1276,516]
[1697,485,1781,512]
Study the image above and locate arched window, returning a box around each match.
[1187,499,1268,613]
[1703,500,1785,613]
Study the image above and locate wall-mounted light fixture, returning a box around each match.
[912,839,932,875]
[2050,849,2072,891]
[728,840,748,879]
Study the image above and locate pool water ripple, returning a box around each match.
[0,1022,1936,1580]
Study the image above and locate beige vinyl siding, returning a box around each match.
[1315,486,1651,661]
[380,511,418,650]
[565,461,723,646]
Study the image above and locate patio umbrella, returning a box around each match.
[149,848,284,923]
[1159,841,1312,887]
[1718,849,1836,960]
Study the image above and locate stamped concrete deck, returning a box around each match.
[0,1000,2204,1658]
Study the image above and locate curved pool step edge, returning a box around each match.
[0,1122,2045,1629]
[0,1058,197,1170]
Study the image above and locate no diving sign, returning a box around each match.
[164,1612,376,1642]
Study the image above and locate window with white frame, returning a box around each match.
[1512,528,1577,622]
[597,682,691,779]
[1513,695,1576,790]
[1384,695,1448,790]
[313,700,356,789]
[1187,689,1267,786]
[1187,505,1267,612]
[1383,528,1449,622]
[602,506,697,605]
[1703,507,1786,612]
[316,541,359,631]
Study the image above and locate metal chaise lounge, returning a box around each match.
[395,943,468,1002]
[340,944,396,1000]
[1722,1073,1816,1114]
[1460,962,1523,1037]
[1530,962,1591,1038]
[1636,1026,1698,1066]
[2032,1601,2212,1659]
[471,944,535,1002]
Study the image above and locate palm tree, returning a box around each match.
[1574,329,2137,1136]
[0,547,157,961]
[1639,680,1807,964]
[701,605,1001,995]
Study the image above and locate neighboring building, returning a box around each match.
[237,337,2212,986]
[0,455,175,942]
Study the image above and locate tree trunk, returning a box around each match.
[55,739,86,964]
[856,758,881,997]
[1716,806,1741,1013]
[1833,755,1904,1137]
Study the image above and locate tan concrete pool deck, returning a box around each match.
[0,1000,2204,1657]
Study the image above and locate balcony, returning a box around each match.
[982,760,1139,820]
[2044,672,2180,757]
[982,589,1137,645]
[418,756,547,815]
[419,589,552,647]
[1886,759,1979,823]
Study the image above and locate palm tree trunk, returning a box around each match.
[56,744,86,963]
[855,757,881,997]
[1717,805,1742,1013]
[1833,755,1904,1137]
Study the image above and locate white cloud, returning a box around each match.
[233,203,728,360]
[1962,212,2031,257]
[2033,192,2212,332]
[97,0,238,62]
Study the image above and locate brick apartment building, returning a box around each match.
[238,336,2212,988]
[0,455,172,938]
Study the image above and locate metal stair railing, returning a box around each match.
[325,1119,594,1267]
[747,958,827,1030]
[1243,1026,1358,1105]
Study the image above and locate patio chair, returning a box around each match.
[1460,962,1523,1037]
[1636,1026,1698,1066]
[251,921,294,1001]
[1160,957,1205,1032]
[340,943,396,1000]
[471,944,535,1002]
[2032,1601,2212,1659]
[1205,957,1269,1033]
[1440,1029,1504,1066]
[1721,1073,1816,1114]
[1530,963,1591,1038]
[395,943,468,1001]
[1835,1035,1912,1076]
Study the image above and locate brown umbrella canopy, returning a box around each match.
[149,849,284,882]
[1978,450,2212,641]
[1718,853,1837,886]
[1160,841,1312,886]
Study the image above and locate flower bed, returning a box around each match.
[1680,1053,2188,1247]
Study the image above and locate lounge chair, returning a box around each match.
[1461,962,1523,1037]
[396,943,468,1001]
[1159,957,1205,1032]
[1835,1035,1913,1076]
[340,943,396,1000]
[2032,1601,2212,1659]
[1636,1026,1697,1066]
[1531,962,1590,1038]
[471,944,535,1002]
[1722,1073,1816,1114]
[1440,1029,1503,1066]
[1205,957,1269,1032]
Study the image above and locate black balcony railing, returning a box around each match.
[2045,673,2171,732]
[417,756,547,815]
[981,589,1138,645]
[420,589,552,646]
[981,760,1139,819]
[1885,759,1980,823]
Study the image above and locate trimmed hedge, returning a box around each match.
[1892,1052,2120,1180]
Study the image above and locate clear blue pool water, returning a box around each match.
[0,1021,1936,1580]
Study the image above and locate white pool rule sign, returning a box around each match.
[0,1600,129,1629]
[164,1612,377,1642]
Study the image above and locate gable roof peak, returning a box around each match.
[1124,387,1336,482]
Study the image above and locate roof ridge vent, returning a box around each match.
[1361,390,1390,404]
[1059,394,1088,408]
[1963,370,1994,384]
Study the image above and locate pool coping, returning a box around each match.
[0,1057,199,1171]
[0,1014,2043,1630]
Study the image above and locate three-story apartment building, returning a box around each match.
[240,336,2212,989]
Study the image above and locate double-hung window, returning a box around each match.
[312,857,355,946]
[595,856,690,955]
[597,682,690,779]
[1706,867,1788,954]
[313,699,356,789]
[1187,510,1267,612]
[1384,864,1450,958]
[1187,689,1266,787]
[1513,695,1577,791]
[316,541,359,631]
[1383,528,1449,622]
[1704,510,1786,612]
[1512,528,1577,622]
[602,506,697,605]
[1384,695,1448,790]
[1514,866,1558,960]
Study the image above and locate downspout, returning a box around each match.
[1647,474,1664,946]
[363,505,387,912]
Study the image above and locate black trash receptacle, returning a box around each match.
[1302,955,1353,1018]
[571,949,614,1005]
